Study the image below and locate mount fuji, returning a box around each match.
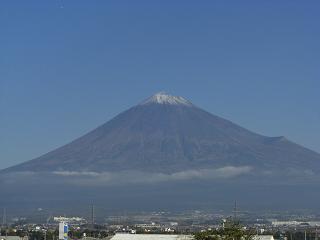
[2,92,320,214]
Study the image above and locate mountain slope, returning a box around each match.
[4,92,320,174]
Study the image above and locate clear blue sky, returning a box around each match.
[1,1,319,169]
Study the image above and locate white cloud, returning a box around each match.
[2,166,320,187]
[52,165,253,186]
[53,171,100,177]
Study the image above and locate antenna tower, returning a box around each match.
[91,204,95,229]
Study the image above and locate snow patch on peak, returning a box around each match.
[140,92,193,106]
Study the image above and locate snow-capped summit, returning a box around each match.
[140,92,193,106]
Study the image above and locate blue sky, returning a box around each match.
[1,1,319,169]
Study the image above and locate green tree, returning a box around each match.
[194,220,254,240]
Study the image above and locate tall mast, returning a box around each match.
[233,200,237,222]
[91,204,95,229]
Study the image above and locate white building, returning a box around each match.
[0,237,27,240]
[110,233,193,240]
[54,216,85,223]
[253,235,274,240]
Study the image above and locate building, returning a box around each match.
[253,235,274,240]
[110,233,193,240]
[0,237,28,240]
